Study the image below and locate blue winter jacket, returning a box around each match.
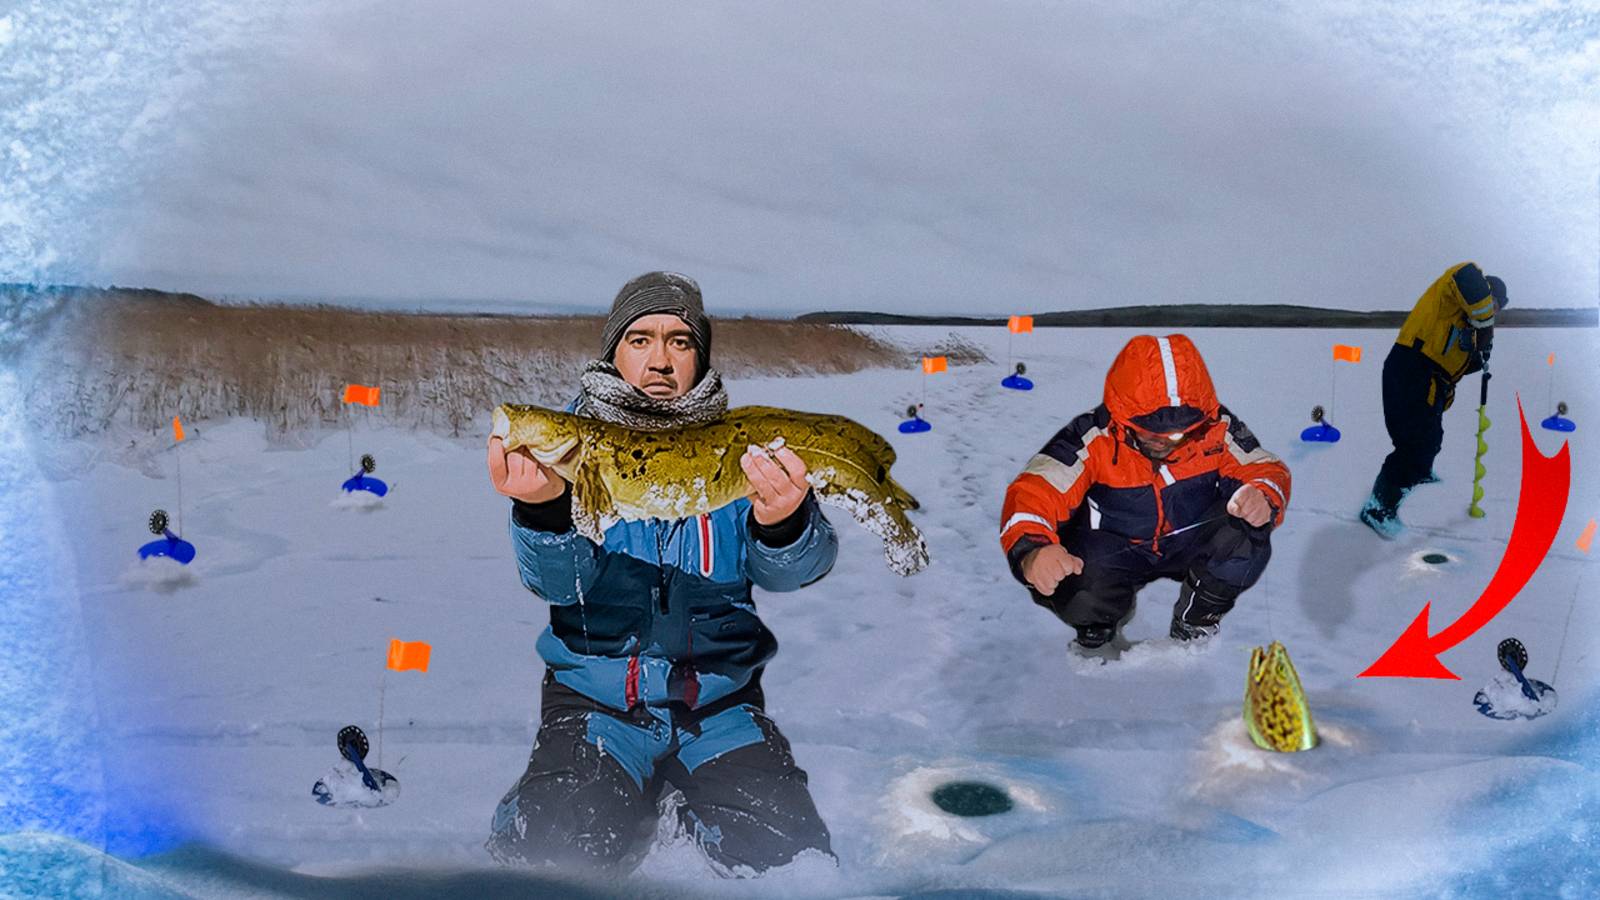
[510,472,838,713]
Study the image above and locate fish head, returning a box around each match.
[492,405,584,476]
[1249,641,1291,684]
[1248,645,1267,682]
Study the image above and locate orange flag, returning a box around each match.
[1008,315,1034,334]
[1578,519,1597,554]
[172,416,185,443]
[921,356,947,374]
[344,384,381,407]
[387,638,431,672]
[1332,344,1362,363]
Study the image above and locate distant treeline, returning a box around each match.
[796,304,1599,328]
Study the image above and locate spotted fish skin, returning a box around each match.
[491,404,929,576]
[1244,641,1318,752]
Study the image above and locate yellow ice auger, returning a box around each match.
[1468,368,1491,518]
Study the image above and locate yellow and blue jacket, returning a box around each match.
[1395,261,1497,384]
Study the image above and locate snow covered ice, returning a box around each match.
[312,759,401,809]
[10,324,1600,897]
[330,489,386,513]
[118,555,199,593]
[1473,673,1559,721]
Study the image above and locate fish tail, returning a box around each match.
[813,486,929,576]
[878,503,929,576]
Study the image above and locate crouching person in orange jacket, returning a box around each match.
[999,335,1291,651]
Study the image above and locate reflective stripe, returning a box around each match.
[1022,453,1082,493]
[1156,336,1182,406]
[1002,512,1053,536]
[1088,497,1102,529]
[1159,465,1175,486]
[1252,478,1286,505]
[1467,296,1495,326]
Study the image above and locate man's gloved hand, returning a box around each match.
[1474,325,1493,366]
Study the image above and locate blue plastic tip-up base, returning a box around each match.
[1001,375,1034,391]
[342,473,390,496]
[898,418,932,434]
[1300,423,1341,443]
[1540,415,1576,433]
[138,533,197,565]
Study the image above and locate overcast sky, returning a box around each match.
[6,1,1598,315]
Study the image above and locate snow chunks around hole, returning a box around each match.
[330,489,386,512]
[875,764,1053,863]
[120,555,197,594]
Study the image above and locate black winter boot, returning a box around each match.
[1074,623,1116,649]
[1170,574,1237,642]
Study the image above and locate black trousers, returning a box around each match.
[1373,343,1453,510]
[486,677,832,876]
[1031,503,1273,630]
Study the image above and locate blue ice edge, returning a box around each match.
[0,833,629,900]
[1438,683,1600,897]
[0,366,199,867]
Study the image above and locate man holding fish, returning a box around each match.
[484,272,836,876]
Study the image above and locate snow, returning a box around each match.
[0,1,311,283]
[312,760,400,809]
[329,489,386,513]
[10,324,1600,896]
[1473,673,1559,720]
[119,555,199,594]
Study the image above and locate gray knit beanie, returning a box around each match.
[600,271,712,379]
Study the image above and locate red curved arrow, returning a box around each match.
[1360,396,1570,680]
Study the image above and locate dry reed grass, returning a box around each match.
[23,291,974,446]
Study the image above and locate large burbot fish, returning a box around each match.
[491,404,929,575]
[1243,640,1318,752]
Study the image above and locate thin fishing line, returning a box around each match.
[1551,568,1586,684]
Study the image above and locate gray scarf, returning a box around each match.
[573,359,728,430]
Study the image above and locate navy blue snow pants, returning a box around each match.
[486,675,832,876]
[1031,501,1273,631]
[1371,342,1454,511]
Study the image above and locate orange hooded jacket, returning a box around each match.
[1000,335,1290,579]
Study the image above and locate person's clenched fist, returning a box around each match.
[1226,484,1274,527]
[1021,544,1083,596]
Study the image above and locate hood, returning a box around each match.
[1102,334,1220,434]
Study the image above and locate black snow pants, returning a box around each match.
[486,674,832,877]
[1372,342,1454,511]
[1030,501,1273,631]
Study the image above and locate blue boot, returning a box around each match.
[1359,494,1404,539]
